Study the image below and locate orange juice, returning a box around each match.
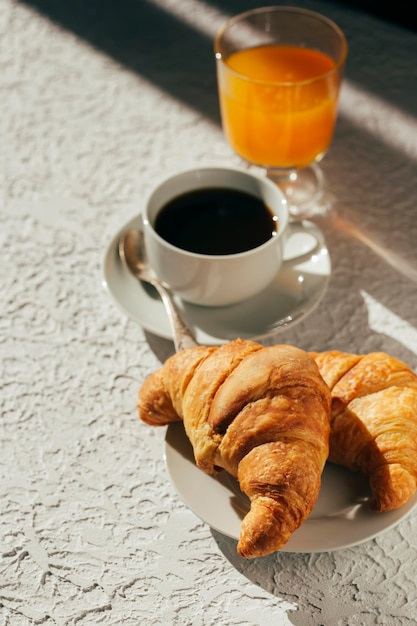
[217,45,341,169]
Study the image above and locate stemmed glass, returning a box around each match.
[214,6,348,217]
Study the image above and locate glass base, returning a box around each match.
[266,163,333,219]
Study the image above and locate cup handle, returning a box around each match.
[281,220,327,268]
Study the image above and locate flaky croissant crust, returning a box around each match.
[311,350,417,511]
[138,339,331,558]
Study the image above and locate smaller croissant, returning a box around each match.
[138,339,331,558]
[311,350,417,511]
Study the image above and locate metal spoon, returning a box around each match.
[118,229,198,352]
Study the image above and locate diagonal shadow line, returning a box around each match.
[17,0,417,175]
[19,0,417,125]
[19,0,222,124]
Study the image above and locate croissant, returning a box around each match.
[311,350,417,511]
[138,339,331,558]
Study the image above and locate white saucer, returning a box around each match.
[102,213,331,345]
[165,422,417,553]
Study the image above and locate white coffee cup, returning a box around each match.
[143,166,325,307]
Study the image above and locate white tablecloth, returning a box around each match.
[2,0,417,624]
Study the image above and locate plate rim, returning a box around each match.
[164,421,417,554]
[102,213,331,345]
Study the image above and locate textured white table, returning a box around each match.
[2,0,417,624]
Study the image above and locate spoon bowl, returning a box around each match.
[118,229,198,352]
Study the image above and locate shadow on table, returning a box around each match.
[19,0,221,124]
[18,0,417,123]
[210,528,365,626]
[326,0,417,32]
[18,1,417,363]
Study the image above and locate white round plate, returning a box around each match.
[165,422,417,553]
[102,213,331,345]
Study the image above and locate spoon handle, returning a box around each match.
[150,279,198,352]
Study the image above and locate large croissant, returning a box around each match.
[311,350,417,512]
[138,339,331,558]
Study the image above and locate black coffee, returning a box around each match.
[154,187,277,255]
